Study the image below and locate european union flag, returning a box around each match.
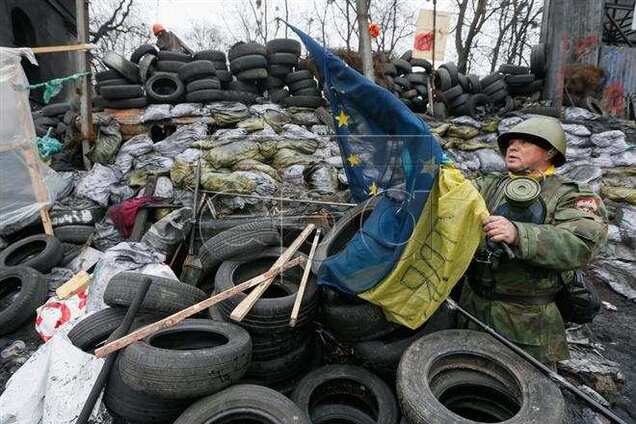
[288,24,447,294]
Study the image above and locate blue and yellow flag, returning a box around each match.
[289,25,489,328]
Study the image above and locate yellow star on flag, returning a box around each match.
[368,181,380,196]
[347,153,361,167]
[336,110,350,127]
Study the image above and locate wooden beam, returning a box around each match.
[94,257,305,358]
[76,0,93,171]
[290,229,321,327]
[230,224,316,322]
[56,271,91,299]
[31,43,96,54]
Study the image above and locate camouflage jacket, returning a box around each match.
[156,31,192,54]
[459,173,608,363]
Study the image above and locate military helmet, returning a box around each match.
[497,117,567,167]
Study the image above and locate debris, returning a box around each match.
[602,301,617,311]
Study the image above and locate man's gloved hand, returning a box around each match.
[483,215,519,245]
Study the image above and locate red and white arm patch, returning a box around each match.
[575,196,600,215]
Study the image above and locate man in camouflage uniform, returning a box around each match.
[152,23,193,55]
[460,117,608,364]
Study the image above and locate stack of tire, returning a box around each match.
[226,42,269,105]
[380,50,433,113]
[97,52,147,109]
[435,62,489,118]
[283,69,323,108]
[143,50,194,104]
[179,59,220,103]
[199,220,320,394]
[0,235,65,336]
[32,102,74,139]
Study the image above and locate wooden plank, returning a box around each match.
[56,271,91,299]
[290,229,321,327]
[230,224,316,322]
[76,0,93,171]
[94,257,305,358]
[22,148,54,235]
[31,43,96,54]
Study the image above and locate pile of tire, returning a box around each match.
[0,234,66,336]
[380,50,433,113]
[32,102,75,139]
[96,52,147,109]
[435,61,490,118]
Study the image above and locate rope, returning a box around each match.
[19,72,90,104]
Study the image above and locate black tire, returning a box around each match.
[146,72,185,103]
[397,329,565,424]
[293,87,322,97]
[34,116,59,126]
[268,52,299,66]
[406,72,428,85]
[103,52,140,83]
[53,225,95,244]
[434,68,453,91]
[215,70,233,82]
[312,405,376,424]
[104,97,148,109]
[156,60,185,73]
[312,197,379,274]
[467,74,481,93]
[286,70,313,84]
[120,319,252,399]
[246,340,312,384]
[292,365,399,424]
[237,68,269,81]
[269,64,293,77]
[104,272,207,314]
[0,235,63,273]
[439,62,458,84]
[527,79,544,93]
[105,359,191,424]
[394,76,412,90]
[228,42,267,61]
[410,58,433,72]
[468,93,491,117]
[480,73,503,89]
[489,87,509,104]
[433,102,448,119]
[282,96,323,108]
[267,38,302,56]
[212,60,228,71]
[178,60,216,82]
[321,288,397,342]
[41,102,72,117]
[269,88,290,103]
[505,73,536,86]
[381,63,397,76]
[97,78,130,88]
[195,49,226,63]
[173,384,310,424]
[222,90,259,104]
[414,84,428,96]
[186,78,221,92]
[393,58,412,74]
[68,307,159,352]
[531,43,546,77]
[450,93,470,109]
[520,105,561,118]
[100,84,144,100]
[498,95,515,114]
[200,220,282,272]
[227,79,260,94]
[214,249,319,334]
[402,89,418,99]
[96,69,122,82]
[60,243,82,267]
[457,73,470,92]
[400,50,413,61]
[0,267,47,335]
[442,85,463,102]
[230,55,268,73]
[157,50,193,62]
[139,53,158,83]
[131,44,158,64]
[483,78,507,95]
[264,76,285,89]
[499,63,530,75]
[288,78,318,92]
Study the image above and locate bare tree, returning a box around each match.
[454,0,503,73]
[234,0,285,44]
[89,0,148,68]
[183,20,227,52]
[369,0,416,57]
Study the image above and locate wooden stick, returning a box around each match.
[230,224,316,322]
[94,257,304,358]
[31,43,97,54]
[56,271,91,300]
[290,229,321,327]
